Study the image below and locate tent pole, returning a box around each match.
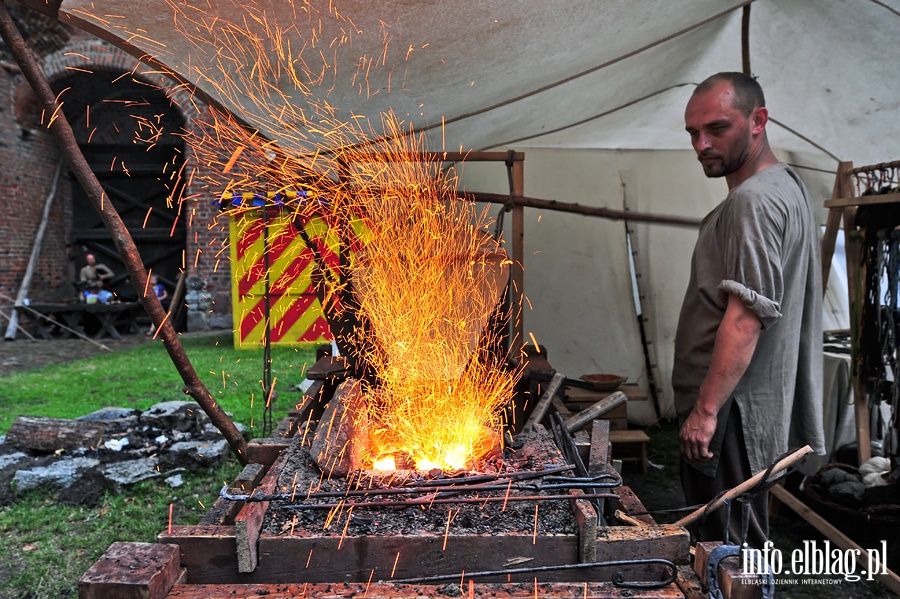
[0,2,249,465]
[5,160,63,340]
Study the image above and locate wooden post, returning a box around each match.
[5,160,63,340]
[511,156,525,357]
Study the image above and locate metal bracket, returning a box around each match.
[706,544,775,599]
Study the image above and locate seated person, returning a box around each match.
[79,253,114,303]
[148,274,169,335]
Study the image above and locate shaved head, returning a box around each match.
[693,72,765,118]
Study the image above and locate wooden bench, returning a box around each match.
[17,302,143,340]
[608,429,650,473]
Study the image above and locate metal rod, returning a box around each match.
[0,2,249,465]
[278,492,619,511]
[387,557,678,590]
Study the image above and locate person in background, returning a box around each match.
[79,253,114,303]
[673,72,825,547]
[147,274,169,335]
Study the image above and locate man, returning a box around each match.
[79,253,114,303]
[673,72,825,547]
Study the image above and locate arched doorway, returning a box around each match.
[53,70,186,303]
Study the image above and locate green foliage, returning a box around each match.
[0,333,316,598]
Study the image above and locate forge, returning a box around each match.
[80,361,703,599]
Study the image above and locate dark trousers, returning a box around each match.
[681,403,769,548]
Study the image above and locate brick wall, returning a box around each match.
[1,30,235,328]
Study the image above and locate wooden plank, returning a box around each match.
[256,533,582,582]
[7,415,104,452]
[245,438,290,465]
[522,372,565,430]
[588,419,611,474]
[614,486,657,526]
[771,485,900,595]
[306,355,348,380]
[564,391,627,433]
[200,463,267,526]
[78,541,179,599]
[165,581,688,598]
[157,526,251,585]
[234,451,290,573]
[569,493,597,562]
[675,565,707,599]
[824,191,900,208]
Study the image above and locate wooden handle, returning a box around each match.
[675,445,813,528]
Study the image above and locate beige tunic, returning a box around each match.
[673,163,825,477]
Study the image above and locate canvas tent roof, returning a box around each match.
[15,0,899,171]
[9,0,900,423]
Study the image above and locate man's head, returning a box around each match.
[85,254,96,266]
[685,72,770,183]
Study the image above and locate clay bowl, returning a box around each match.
[580,373,627,392]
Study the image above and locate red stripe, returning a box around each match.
[269,294,317,343]
[239,295,266,343]
[298,316,332,342]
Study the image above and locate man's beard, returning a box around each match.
[698,134,750,178]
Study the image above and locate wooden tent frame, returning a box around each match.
[821,159,900,465]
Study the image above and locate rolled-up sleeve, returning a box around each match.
[718,279,782,328]
[717,191,786,329]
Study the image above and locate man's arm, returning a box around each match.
[96,264,114,279]
[679,293,762,461]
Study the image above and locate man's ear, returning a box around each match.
[750,107,768,135]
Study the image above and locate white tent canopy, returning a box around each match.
[14,0,900,421]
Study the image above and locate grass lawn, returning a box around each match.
[0,332,317,599]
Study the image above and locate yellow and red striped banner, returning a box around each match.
[229,211,351,348]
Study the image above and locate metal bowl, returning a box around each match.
[580,373,627,392]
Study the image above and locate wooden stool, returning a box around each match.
[608,429,650,473]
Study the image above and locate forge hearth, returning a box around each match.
[82,365,699,598]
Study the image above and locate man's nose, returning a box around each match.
[694,133,712,152]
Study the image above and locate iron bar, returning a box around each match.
[0,3,249,465]
[277,492,619,511]
[387,557,679,590]
[552,413,608,526]
[219,469,619,503]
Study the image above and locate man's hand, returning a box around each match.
[679,409,717,461]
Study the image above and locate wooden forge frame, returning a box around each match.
[80,373,704,599]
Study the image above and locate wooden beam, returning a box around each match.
[522,372,566,430]
[770,485,900,595]
[235,451,289,572]
[468,191,702,228]
[563,391,627,433]
[824,192,900,208]
[78,542,180,599]
[511,158,525,357]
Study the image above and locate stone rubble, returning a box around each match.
[0,400,242,506]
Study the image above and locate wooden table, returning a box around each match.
[17,302,143,339]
